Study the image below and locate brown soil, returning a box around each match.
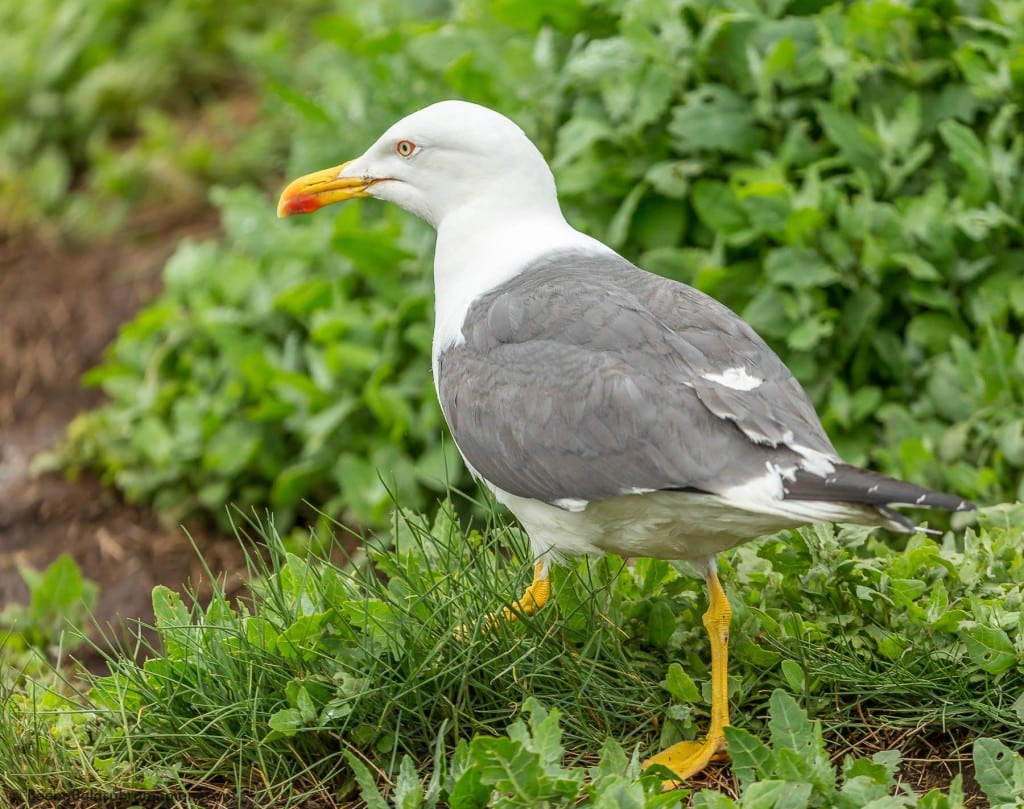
[0,207,249,670]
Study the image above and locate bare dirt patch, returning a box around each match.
[0,207,248,669]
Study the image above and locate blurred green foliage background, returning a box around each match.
[6,0,1020,529]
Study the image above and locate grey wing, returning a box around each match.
[623,269,835,456]
[436,255,836,504]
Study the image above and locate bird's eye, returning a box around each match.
[396,139,416,157]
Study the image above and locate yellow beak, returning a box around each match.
[277,160,373,217]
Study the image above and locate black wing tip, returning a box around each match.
[903,491,977,512]
[787,464,976,514]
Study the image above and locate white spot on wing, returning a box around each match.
[701,367,763,391]
[771,463,798,482]
[553,497,589,512]
[791,444,836,477]
[621,487,656,496]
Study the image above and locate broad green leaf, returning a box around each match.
[276,612,331,662]
[522,698,564,766]
[342,750,389,809]
[267,708,303,737]
[271,459,326,507]
[768,690,813,753]
[588,777,651,809]
[690,791,737,809]
[645,160,694,199]
[916,789,955,809]
[151,586,196,661]
[669,85,762,156]
[859,798,916,809]
[939,119,991,205]
[470,736,579,801]
[774,747,816,783]
[996,419,1024,467]
[744,779,810,809]
[723,726,772,788]
[663,662,702,704]
[202,422,261,476]
[608,183,646,248]
[840,775,889,806]
[448,741,490,809]
[295,686,316,724]
[962,625,1017,674]
[592,737,629,780]
[764,247,838,289]
[973,738,1024,806]
[780,659,805,693]
[787,316,833,352]
[553,115,616,169]
[274,277,334,316]
[691,179,747,235]
[23,554,96,618]
[814,103,883,188]
[392,755,423,809]
[647,600,676,648]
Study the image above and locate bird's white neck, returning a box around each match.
[430,203,611,372]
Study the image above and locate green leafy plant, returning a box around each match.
[345,690,1005,809]
[2,503,1021,805]
[60,0,1023,529]
[0,0,324,235]
[0,554,98,657]
[65,185,459,528]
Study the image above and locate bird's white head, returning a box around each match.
[278,100,560,229]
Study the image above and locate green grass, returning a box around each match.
[1,498,1023,806]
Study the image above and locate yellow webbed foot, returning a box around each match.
[456,560,550,638]
[498,561,551,622]
[644,733,728,785]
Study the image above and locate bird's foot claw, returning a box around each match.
[453,563,550,640]
[453,603,530,641]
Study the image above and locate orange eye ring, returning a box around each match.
[396,139,415,157]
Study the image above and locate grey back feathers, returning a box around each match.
[437,250,975,521]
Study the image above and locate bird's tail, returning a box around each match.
[784,463,976,534]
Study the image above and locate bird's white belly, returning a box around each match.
[491,488,830,561]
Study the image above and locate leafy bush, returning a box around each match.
[0,0,324,236]
[67,186,458,528]
[0,554,97,657]
[344,694,1018,809]
[61,0,1023,528]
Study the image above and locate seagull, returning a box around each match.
[277,100,975,781]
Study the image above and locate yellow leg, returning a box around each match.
[644,565,732,783]
[498,561,550,622]
[456,561,550,638]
